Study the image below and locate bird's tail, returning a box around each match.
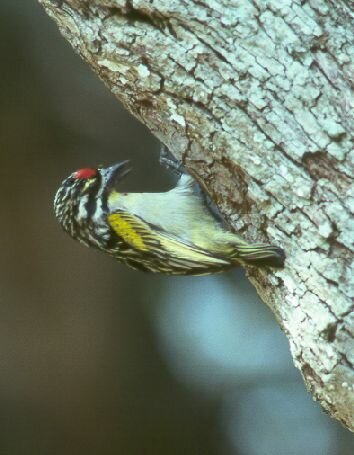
[232,243,285,268]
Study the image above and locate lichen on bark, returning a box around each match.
[38,0,354,431]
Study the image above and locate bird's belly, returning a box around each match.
[108,191,234,254]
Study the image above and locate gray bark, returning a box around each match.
[38,0,354,431]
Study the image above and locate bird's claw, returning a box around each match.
[159,144,185,176]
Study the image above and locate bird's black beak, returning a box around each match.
[102,161,132,191]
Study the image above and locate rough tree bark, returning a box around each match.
[38,0,353,430]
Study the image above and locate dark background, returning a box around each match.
[0,2,352,454]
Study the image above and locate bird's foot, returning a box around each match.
[159,144,185,176]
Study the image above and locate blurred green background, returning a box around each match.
[0,2,352,454]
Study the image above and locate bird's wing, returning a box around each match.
[107,211,159,252]
[107,211,229,271]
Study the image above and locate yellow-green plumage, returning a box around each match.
[54,163,285,275]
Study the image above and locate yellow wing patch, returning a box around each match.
[108,212,149,251]
[108,211,229,270]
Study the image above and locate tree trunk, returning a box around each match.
[38,0,354,431]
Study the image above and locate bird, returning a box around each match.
[54,161,285,275]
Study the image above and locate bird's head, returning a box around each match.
[54,161,131,246]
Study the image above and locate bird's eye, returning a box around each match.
[74,168,97,179]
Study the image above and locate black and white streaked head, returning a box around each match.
[54,161,131,249]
